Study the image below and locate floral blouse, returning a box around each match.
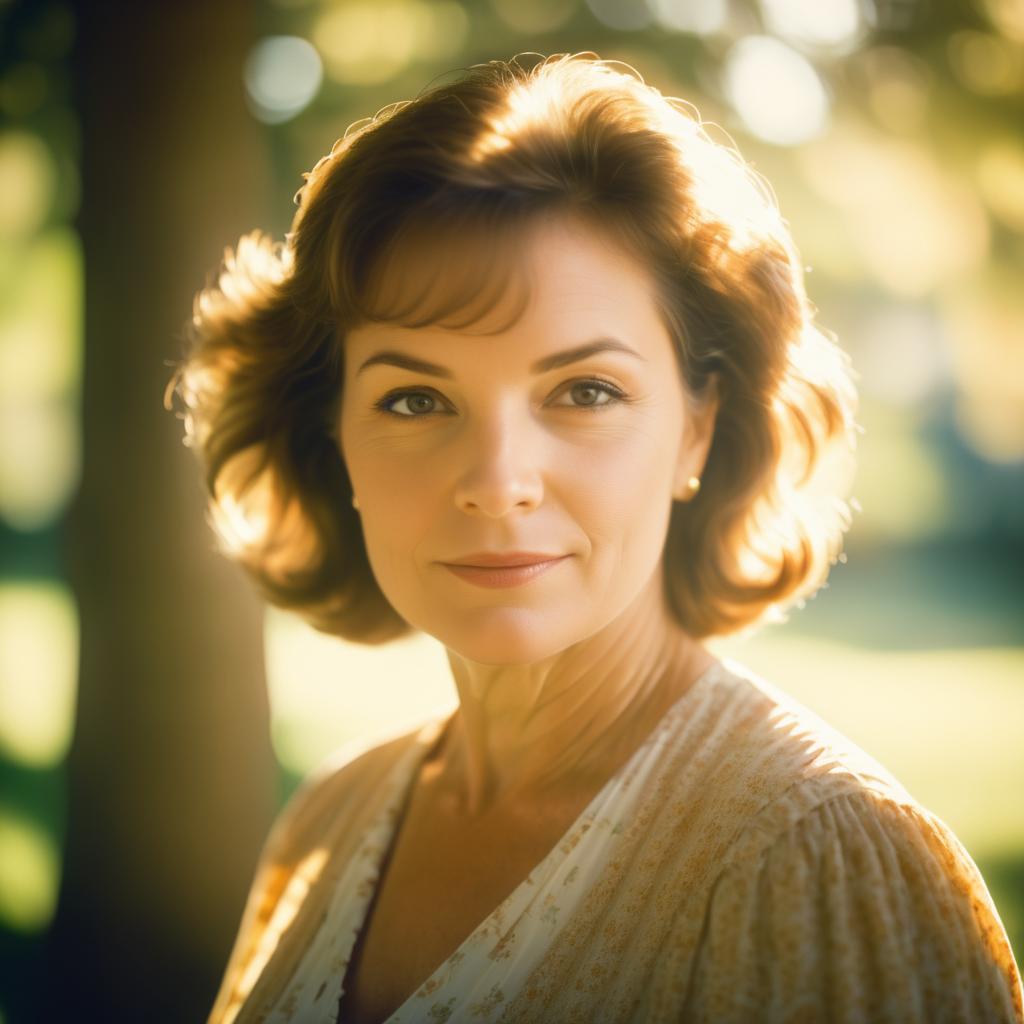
[207,657,1023,1023]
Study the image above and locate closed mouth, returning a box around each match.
[443,553,567,568]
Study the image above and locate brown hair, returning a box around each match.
[165,51,860,644]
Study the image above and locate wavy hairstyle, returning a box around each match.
[166,51,860,644]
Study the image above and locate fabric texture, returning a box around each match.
[208,657,1024,1023]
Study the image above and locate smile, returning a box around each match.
[441,556,570,589]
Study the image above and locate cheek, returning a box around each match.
[357,455,442,543]
[563,422,677,523]
[349,454,445,595]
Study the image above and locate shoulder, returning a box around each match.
[263,705,451,868]
[686,787,1022,1021]
[206,706,451,1023]
[238,704,451,933]
[691,657,915,812]
[654,656,921,865]
[671,660,1024,1022]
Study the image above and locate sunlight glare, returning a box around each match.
[650,0,728,35]
[796,127,989,297]
[0,230,82,530]
[244,36,323,125]
[264,606,454,775]
[313,0,468,86]
[0,132,55,238]
[976,138,1024,232]
[723,36,830,146]
[0,582,78,768]
[759,0,867,53]
[0,807,59,932]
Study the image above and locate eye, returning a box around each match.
[373,389,446,418]
[372,378,629,419]
[552,378,627,411]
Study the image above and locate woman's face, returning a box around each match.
[339,214,717,665]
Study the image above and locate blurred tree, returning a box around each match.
[41,1,277,1020]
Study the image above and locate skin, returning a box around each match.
[339,212,721,821]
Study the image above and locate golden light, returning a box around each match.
[312,0,468,86]
[0,400,79,532]
[723,36,830,146]
[853,46,932,135]
[264,606,454,775]
[210,489,269,553]
[0,582,78,768]
[796,125,990,297]
[0,229,82,530]
[976,137,1024,233]
[490,0,576,34]
[759,0,868,54]
[220,845,331,1024]
[947,30,1024,96]
[978,0,1024,43]
[244,35,323,125]
[0,131,55,238]
[468,69,600,165]
[650,0,728,35]
[942,268,1024,464]
[0,807,59,932]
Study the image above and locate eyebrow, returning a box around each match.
[355,338,646,379]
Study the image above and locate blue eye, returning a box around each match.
[373,378,628,418]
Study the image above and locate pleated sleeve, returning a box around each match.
[680,790,1024,1023]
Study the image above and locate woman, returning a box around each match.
[168,53,1023,1023]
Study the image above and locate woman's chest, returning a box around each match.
[338,797,590,1023]
[339,862,516,1023]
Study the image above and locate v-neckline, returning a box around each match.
[337,657,726,1023]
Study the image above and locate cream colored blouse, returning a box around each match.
[208,657,1023,1023]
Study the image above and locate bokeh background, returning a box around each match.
[1,0,1022,1019]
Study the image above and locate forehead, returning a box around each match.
[349,211,667,350]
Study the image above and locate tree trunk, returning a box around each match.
[43,3,277,1019]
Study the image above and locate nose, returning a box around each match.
[452,408,544,518]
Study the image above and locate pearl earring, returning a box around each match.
[351,494,360,511]
[675,476,701,501]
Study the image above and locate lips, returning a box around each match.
[443,551,565,568]
[441,555,570,589]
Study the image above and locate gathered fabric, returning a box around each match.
[208,657,1023,1023]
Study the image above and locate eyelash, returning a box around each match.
[372,378,631,419]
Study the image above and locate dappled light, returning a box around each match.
[0,808,58,933]
[264,607,454,775]
[244,35,323,125]
[723,35,830,145]
[759,0,868,54]
[0,582,77,768]
[0,230,81,530]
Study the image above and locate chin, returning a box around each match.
[431,607,581,666]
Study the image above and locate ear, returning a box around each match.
[673,373,720,502]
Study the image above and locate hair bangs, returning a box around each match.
[340,195,543,337]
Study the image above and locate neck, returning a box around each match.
[433,574,717,818]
